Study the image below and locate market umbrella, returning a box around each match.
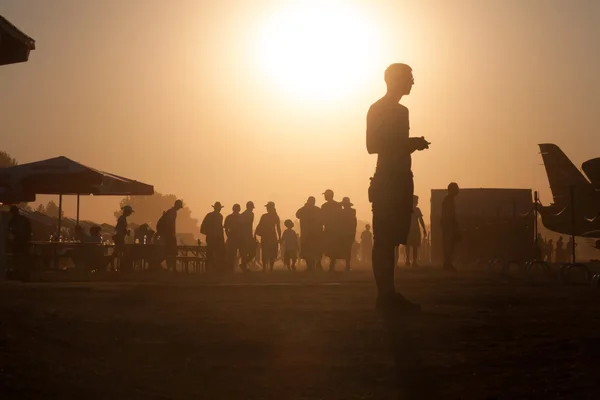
[0,15,35,66]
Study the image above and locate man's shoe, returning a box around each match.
[376,293,421,312]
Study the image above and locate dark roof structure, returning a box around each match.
[0,15,36,66]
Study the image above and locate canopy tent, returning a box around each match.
[0,156,153,238]
[0,15,35,66]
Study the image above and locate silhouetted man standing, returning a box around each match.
[296,196,323,272]
[160,199,184,271]
[441,183,460,271]
[321,189,342,272]
[367,63,429,310]
[239,201,256,270]
[360,224,373,265]
[113,205,134,271]
[224,204,243,272]
[8,206,32,281]
[255,201,281,272]
[340,197,357,272]
[201,202,225,274]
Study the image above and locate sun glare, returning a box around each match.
[258,2,381,103]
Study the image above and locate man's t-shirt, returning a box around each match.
[115,215,128,239]
[441,195,456,229]
[366,97,411,174]
[224,213,242,242]
[361,230,373,246]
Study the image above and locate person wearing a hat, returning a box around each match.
[255,201,281,272]
[339,197,357,272]
[239,201,256,270]
[281,219,299,272]
[157,199,185,271]
[321,189,343,272]
[295,196,323,272]
[366,63,430,311]
[112,204,134,270]
[201,202,226,274]
[8,205,32,280]
[224,204,243,273]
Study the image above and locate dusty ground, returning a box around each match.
[1,267,600,399]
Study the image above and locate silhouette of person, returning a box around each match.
[282,219,299,271]
[366,63,429,310]
[546,239,554,263]
[255,201,281,272]
[8,206,32,281]
[239,201,256,270]
[321,189,343,272]
[360,224,373,265]
[201,202,226,274]
[296,196,323,272]
[406,195,427,267]
[566,237,575,263]
[340,197,357,272]
[224,204,243,272]
[113,205,134,270]
[159,199,184,271]
[556,236,565,263]
[441,183,460,271]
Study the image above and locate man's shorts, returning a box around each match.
[369,172,414,246]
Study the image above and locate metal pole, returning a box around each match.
[57,194,63,240]
[570,185,576,264]
[76,194,80,225]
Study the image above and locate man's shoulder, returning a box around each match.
[368,97,407,115]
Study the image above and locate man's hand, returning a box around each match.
[409,137,430,152]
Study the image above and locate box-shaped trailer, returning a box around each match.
[430,188,534,265]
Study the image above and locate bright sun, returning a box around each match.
[258,2,381,102]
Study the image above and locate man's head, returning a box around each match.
[448,182,460,197]
[307,196,316,207]
[265,201,276,212]
[246,201,255,210]
[9,205,20,217]
[174,199,184,211]
[212,202,223,212]
[232,204,241,213]
[323,189,334,201]
[122,205,134,216]
[384,63,414,98]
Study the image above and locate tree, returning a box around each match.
[115,192,199,235]
[0,150,18,168]
[43,200,64,219]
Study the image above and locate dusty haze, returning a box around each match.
[2,0,600,227]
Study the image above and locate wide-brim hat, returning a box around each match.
[212,202,223,209]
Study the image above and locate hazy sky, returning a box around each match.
[2,0,599,228]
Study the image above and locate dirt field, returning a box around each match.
[1,268,600,399]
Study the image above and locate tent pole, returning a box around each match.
[76,194,80,225]
[58,194,63,240]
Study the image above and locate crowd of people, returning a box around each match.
[537,234,576,264]
[198,190,361,274]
